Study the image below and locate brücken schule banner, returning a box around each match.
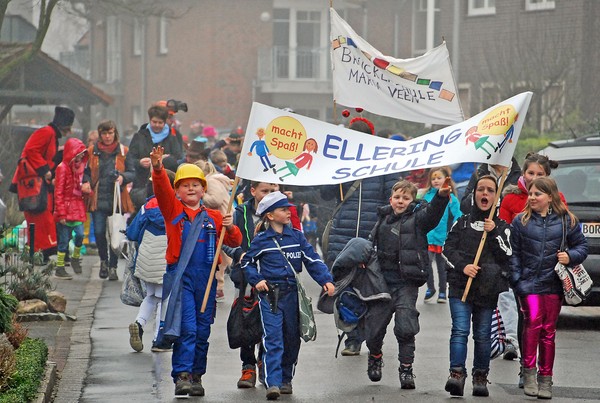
[330,7,464,125]
[236,92,533,186]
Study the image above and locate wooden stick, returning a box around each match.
[201,176,240,312]
[461,168,509,302]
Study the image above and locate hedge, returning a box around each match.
[0,338,48,403]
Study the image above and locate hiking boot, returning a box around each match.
[175,372,192,396]
[367,353,384,382]
[71,258,82,274]
[399,365,416,389]
[266,386,280,400]
[424,289,436,302]
[129,321,144,352]
[151,341,172,352]
[445,367,466,396]
[237,364,256,388]
[340,344,361,356]
[99,260,109,279]
[108,267,118,281]
[54,266,73,280]
[503,341,519,360]
[190,373,205,396]
[216,289,225,302]
[537,374,553,399]
[518,365,524,388]
[437,292,447,303]
[472,368,490,397]
[280,383,293,395]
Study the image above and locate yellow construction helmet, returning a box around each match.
[173,163,207,189]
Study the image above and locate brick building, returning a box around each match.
[70,0,599,137]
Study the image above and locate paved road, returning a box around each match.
[44,256,600,402]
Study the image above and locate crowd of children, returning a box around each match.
[10,104,588,401]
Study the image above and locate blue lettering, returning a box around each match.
[373,146,390,160]
[323,134,342,159]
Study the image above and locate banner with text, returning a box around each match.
[236,93,532,186]
[330,7,464,125]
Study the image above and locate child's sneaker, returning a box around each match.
[424,289,436,302]
[280,383,293,394]
[266,386,280,400]
[71,258,82,274]
[108,267,118,281]
[367,353,384,382]
[399,365,416,389]
[237,364,256,388]
[189,373,205,396]
[129,321,143,352]
[99,260,109,279]
[54,266,73,280]
[151,341,172,352]
[175,372,192,396]
[437,293,447,303]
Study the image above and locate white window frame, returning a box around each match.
[106,16,122,83]
[468,0,496,16]
[159,15,168,55]
[525,0,555,12]
[133,17,143,56]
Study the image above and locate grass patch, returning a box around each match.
[0,338,48,403]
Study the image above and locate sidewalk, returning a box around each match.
[22,254,103,402]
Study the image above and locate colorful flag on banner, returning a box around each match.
[330,8,464,125]
[236,93,532,186]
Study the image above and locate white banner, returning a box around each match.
[330,8,464,125]
[236,93,532,186]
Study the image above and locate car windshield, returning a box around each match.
[551,161,600,204]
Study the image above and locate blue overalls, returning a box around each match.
[169,211,217,381]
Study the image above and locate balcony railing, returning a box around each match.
[258,46,331,83]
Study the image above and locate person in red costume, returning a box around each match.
[10,106,75,263]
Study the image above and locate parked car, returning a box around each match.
[539,134,600,306]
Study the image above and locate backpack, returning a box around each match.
[333,289,367,357]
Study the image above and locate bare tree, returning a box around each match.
[482,22,581,135]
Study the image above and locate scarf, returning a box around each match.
[150,124,170,144]
[97,141,119,154]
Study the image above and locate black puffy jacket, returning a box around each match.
[444,212,511,308]
[510,212,587,296]
[371,193,449,287]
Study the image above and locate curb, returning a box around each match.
[34,361,56,403]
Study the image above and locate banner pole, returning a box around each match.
[201,176,240,312]
[461,167,509,302]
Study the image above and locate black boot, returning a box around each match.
[445,367,466,396]
[472,368,490,397]
[367,353,384,382]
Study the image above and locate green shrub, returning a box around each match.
[0,334,16,392]
[0,338,48,403]
[0,289,18,333]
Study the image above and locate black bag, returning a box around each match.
[227,284,262,349]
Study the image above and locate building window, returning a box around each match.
[468,0,496,16]
[480,83,499,111]
[525,0,555,11]
[106,16,122,83]
[159,15,168,55]
[133,18,143,56]
[412,0,440,57]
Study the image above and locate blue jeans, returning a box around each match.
[92,211,118,267]
[57,223,84,253]
[449,297,492,372]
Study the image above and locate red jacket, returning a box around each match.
[499,177,567,224]
[54,138,89,223]
[11,124,59,186]
[151,167,242,265]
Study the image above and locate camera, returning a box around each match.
[166,99,188,113]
